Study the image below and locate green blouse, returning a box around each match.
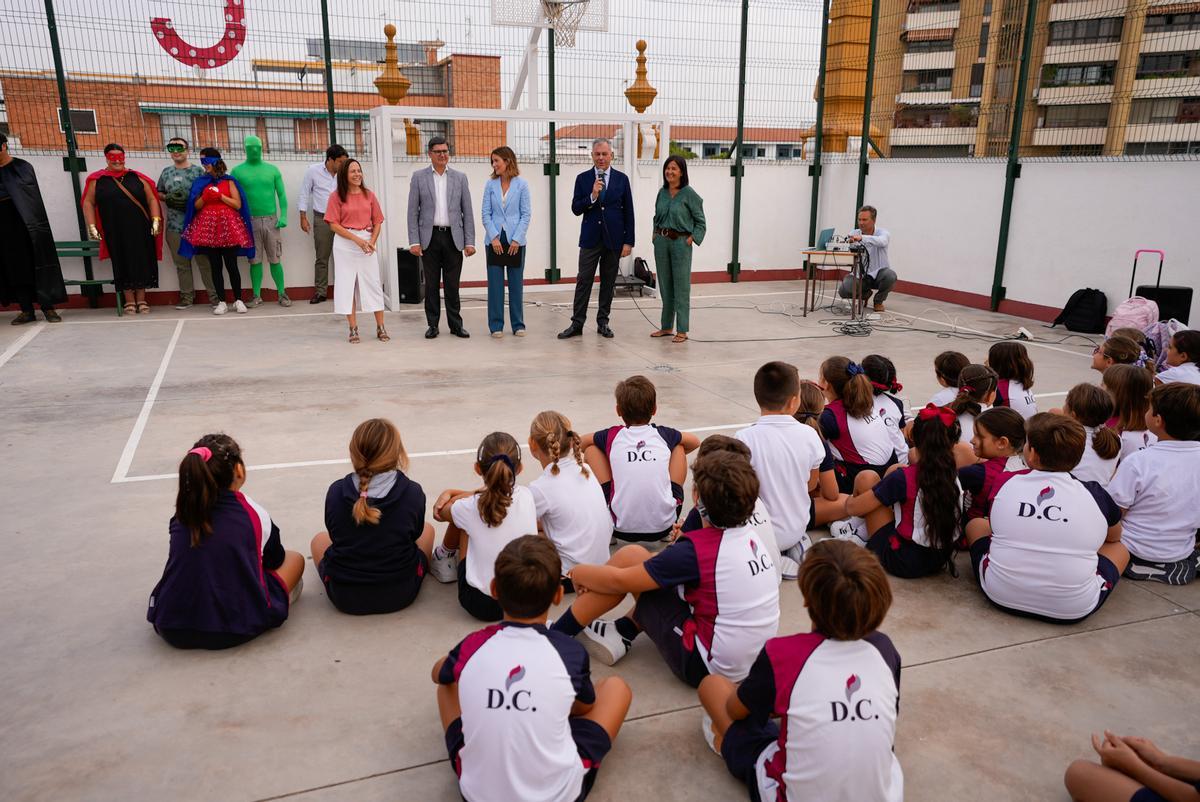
[653,185,706,245]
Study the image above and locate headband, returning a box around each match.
[484,454,515,471]
[188,446,212,462]
[870,379,903,393]
[917,404,956,427]
[200,156,220,166]
[846,361,865,377]
[958,384,975,394]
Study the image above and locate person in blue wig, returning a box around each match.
[181,147,256,315]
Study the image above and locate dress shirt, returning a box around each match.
[299,162,338,215]
[591,167,611,202]
[432,168,450,227]
[851,226,891,278]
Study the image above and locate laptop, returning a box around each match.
[817,227,835,250]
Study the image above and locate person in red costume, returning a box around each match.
[81,143,163,315]
[180,147,255,315]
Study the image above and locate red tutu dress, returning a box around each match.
[183,179,253,249]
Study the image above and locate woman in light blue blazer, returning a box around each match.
[481,146,532,337]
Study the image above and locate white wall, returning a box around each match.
[24,151,1200,323]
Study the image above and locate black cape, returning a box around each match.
[0,158,67,306]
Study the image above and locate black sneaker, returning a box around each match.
[10,311,36,326]
[309,293,326,305]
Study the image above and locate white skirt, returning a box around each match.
[332,230,385,315]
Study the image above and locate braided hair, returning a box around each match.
[529,411,589,478]
[348,418,407,526]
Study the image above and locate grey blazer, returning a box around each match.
[406,166,475,251]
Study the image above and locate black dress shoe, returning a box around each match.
[597,324,614,338]
[451,328,470,339]
[43,309,62,323]
[558,325,583,339]
[425,326,439,339]
[10,311,36,326]
[309,293,326,304]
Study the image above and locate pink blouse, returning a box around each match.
[324,189,383,230]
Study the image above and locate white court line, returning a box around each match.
[110,320,185,483]
[0,323,45,370]
[892,311,1091,357]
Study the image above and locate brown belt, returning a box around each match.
[656,227,688,240]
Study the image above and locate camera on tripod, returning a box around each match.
[848,241,866,253]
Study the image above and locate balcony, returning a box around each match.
[1125,121,1200,141]
[1032,127,1108,146]
[905,8,961,33]
[1038,84,1115,104]
[1043,43,1121,64]
[890,126,978,146]
[1134,76,1200,97]
[1142,30,1200,55]
[1049,0,1130,22]
[903,51,957,71]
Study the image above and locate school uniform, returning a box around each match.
[1071,427,1120,486]
[820,400,900,493]
[437,622,611,802]
[971,471,1122,623]
[1156,361,1200,385]
[1107,440,1200,584]
[868,465,960,578]
[720,631,903,802]
[805,438,838,532]
[959,455,1028,521]
[736,415,827,555]
[994,379,1038,419]
[680,498,784,585]
[451,486,539,621]
[875,392,910,465]
[1118,429,1158,462]
[318,470,427,615]
[592,423,684,541]
[530,458,613,574]
[148,490,289,649]
[633,525,780,685]
[956,406,990,444]
[929,386,957,407]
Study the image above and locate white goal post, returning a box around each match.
[368,106,671,309]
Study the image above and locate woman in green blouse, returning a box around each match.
[650,155,706,343]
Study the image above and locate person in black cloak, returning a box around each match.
[0,133,66,324]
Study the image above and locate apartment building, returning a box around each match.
[872,0,1200,157]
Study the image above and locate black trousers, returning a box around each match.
[424,228,464,331]
[204,247,242,302]
[571,246,620,329]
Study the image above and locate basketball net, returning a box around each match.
[542,0,589,47]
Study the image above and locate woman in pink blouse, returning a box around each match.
[326,159,387,343]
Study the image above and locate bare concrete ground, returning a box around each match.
[2,282,1196,802]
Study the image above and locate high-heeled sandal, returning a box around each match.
[376,327,390,342]
[348,326,360,344]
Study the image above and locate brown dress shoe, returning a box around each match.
[873,303,885,313]
[11,311,37,325]
[44,309,63,322]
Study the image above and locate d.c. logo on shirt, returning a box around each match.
[831,674,879,723]
[487,665,535,712]
[1017,486,1066,522]
[747,539,773,577]
[627,440,657,462]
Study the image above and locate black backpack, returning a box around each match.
[1051,288,1107,333]
[633,256,656,288]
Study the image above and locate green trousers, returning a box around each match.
[654,235,692,333]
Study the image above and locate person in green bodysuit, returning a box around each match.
[231,135,290,306]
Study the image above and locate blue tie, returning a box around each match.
[598,170,606,201]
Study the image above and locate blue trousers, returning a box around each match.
[486,235,525,333]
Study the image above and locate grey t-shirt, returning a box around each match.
[157,164,203,233]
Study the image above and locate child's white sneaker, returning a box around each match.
[582,619,630,666]
[778,555,801,580]
[212,301,228,315]
[233,299,248,314]
[701,712,720,755]
[430,544,459,584]
[830,516,868,547]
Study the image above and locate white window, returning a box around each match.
[264,119,296,153]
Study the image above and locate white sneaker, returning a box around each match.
[701,712,720,755]
[830,517,868,547]
[582,618,630,666]
[233,299,248,314]
[430,545,459,584]
[212,301,228,316]
[778,555,801,580]
[250,295,264,307]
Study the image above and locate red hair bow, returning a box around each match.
[918,404,956,426]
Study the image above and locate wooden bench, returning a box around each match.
[57,240,122,316]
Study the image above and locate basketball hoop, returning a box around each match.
[541,0,591,47]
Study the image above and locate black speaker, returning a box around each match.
[1135,285,1192,325]
[396,248,424,304]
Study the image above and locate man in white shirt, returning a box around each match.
[297,144,348,304]
[838,205,897,313]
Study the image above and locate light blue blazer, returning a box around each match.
[481,176,531,246]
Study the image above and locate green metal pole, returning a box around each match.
[855,0,881,213]
[990,0,1039,311]
[320,0,337,144]
[44,0,96,299]
[808,0,831,248]
[544,28,560,283]
[727,0,749,282]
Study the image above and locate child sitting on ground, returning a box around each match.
[552,451,781,686]
[1065,731,1200,802]
[431,432,539,621]
[863,353,910,465]
[965,413,1128,624]
[1157,329,1200,386]
[988,341,1039,419]
[1062,383,1121,486]
[698,538,903,802]
[819,356,900,494]
[838,405,963,578]
[1107,383,1200,585]
[929,350,970,407]
[148,434,304,649]
[736,361,826,578]
[1092,334,1150,374]
[528,411,613,588]
[948,363,998,447]
[581,375,699,543]
[311,419,434,615]
[432,536,632,802]
[959,407,1028,523]
[795,381,852,530]
[1103,365,1158,460]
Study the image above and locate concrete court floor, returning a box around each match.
[1,281,1197,802]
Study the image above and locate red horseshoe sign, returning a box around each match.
[151,0,246,69]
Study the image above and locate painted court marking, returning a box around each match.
[0,323,45,370]
[111,320,186,483]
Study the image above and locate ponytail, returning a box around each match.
[477,431,521,527]
[948,364,998,419]
[862,354,902,397]
[348,418,405,526]
[530,411,590,479]
[1064,383,1120,461]
[796,381,828,441]
[910,415,962,559]
[821,356,875,418]
[175,433,242,547]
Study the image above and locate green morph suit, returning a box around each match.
[231,135,289,300]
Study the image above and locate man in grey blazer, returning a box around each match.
[408,136,476,338]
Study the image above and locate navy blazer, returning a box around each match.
[571,167,635,250]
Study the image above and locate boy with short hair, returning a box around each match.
[1107,383,1200,585]
[432,536,632,802]
[551,452,780,687]
[582,374,700,543]
[698,538,903,802]
[736,361,825,578]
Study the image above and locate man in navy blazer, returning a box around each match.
[558,137,634,339]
